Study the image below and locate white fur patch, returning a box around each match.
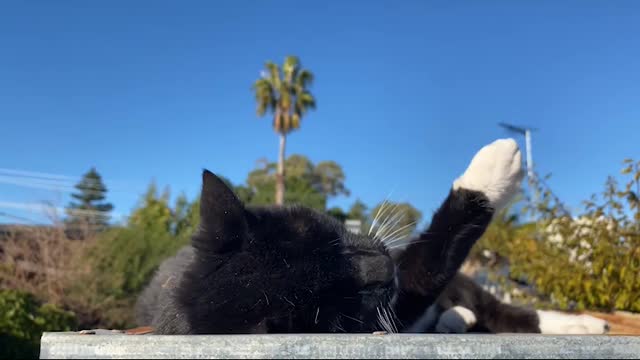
[536,310,610,334]
[435,306,477,334]
[453,138,524,211]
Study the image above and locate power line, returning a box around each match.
[0,176,110,196]
[0,167,76,181]
[0,168,140,193]
[0,201,126,220]
[0,210,38,224]
[0,174,138,195]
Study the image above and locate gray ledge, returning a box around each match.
[40,332,640,359]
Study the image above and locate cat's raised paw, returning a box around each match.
[453,138,524,211]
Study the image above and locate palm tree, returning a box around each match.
[252,55,316,206]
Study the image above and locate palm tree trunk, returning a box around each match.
[275,133,286,205]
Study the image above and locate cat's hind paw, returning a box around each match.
[537,310,610,335]
[453,138,524,211]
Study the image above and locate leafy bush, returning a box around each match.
[68,183,197,328]
[471,159,640,313]
[0,289,76,359]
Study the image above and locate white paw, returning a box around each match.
[453,138,524,211]
[435,306,477,334]
[537,310,610,335]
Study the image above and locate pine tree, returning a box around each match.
[65,167,113,235]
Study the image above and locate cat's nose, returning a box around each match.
[356,255,394,286]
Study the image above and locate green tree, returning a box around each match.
[368,201,422,244]
[313,161,350,198]
[234,185,254,204]
[252,55,316,206]
[348,199,368,221]
[172,193,200,237]
[65,167,113,235]
[327,207,348,222]
[74,182,198,328]
[242,155,348,211]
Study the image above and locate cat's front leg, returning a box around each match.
[395,138,524,330]
[434,306,477,334]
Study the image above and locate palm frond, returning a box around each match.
[291,112,301,130]
[298,91,316,110]
[295,70,314,88]
[283,56,300,84]
[252,78,276,117]
[265,61,281,89]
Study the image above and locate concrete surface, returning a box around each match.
[40,332,640,359]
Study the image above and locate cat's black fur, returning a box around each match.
[136,170,498,334]
[417,273,541,333]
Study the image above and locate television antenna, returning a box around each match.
[498,122,537,181]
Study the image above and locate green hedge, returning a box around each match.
[0,289,76,359]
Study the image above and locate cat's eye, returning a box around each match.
[359,280,393,293]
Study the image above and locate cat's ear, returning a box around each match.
[194,170,247,254]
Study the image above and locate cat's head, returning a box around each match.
[180,170,399,333]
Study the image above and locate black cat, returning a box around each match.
[136,138,608,335]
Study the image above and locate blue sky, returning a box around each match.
[1,0,638,226]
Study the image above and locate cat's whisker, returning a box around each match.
[328,237,342,246]
[377,210,405,243]
[383,306,395,334]
[368,199,386,235]
[386,239,433,251]
[383,238,408,251]
[383,235,409,246]
[369,198,390,237]
[374,206,400,246]
[390,309,398,333]
[369,190,395,236]
[283,296,295,307]
[376,306,386,332]
[386,244,411,251]
[381,221,417,246]
[377,306,396,334]
[332,316,346,333]
[378,307,386,331]
[375,205,403,240]
[386,304,401,333]
[383,234,416,249]
[381,306,390,333]
[375,191,412,242]
[382,220,417,240]
[340,313,364,324]
[373,201,400,240]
